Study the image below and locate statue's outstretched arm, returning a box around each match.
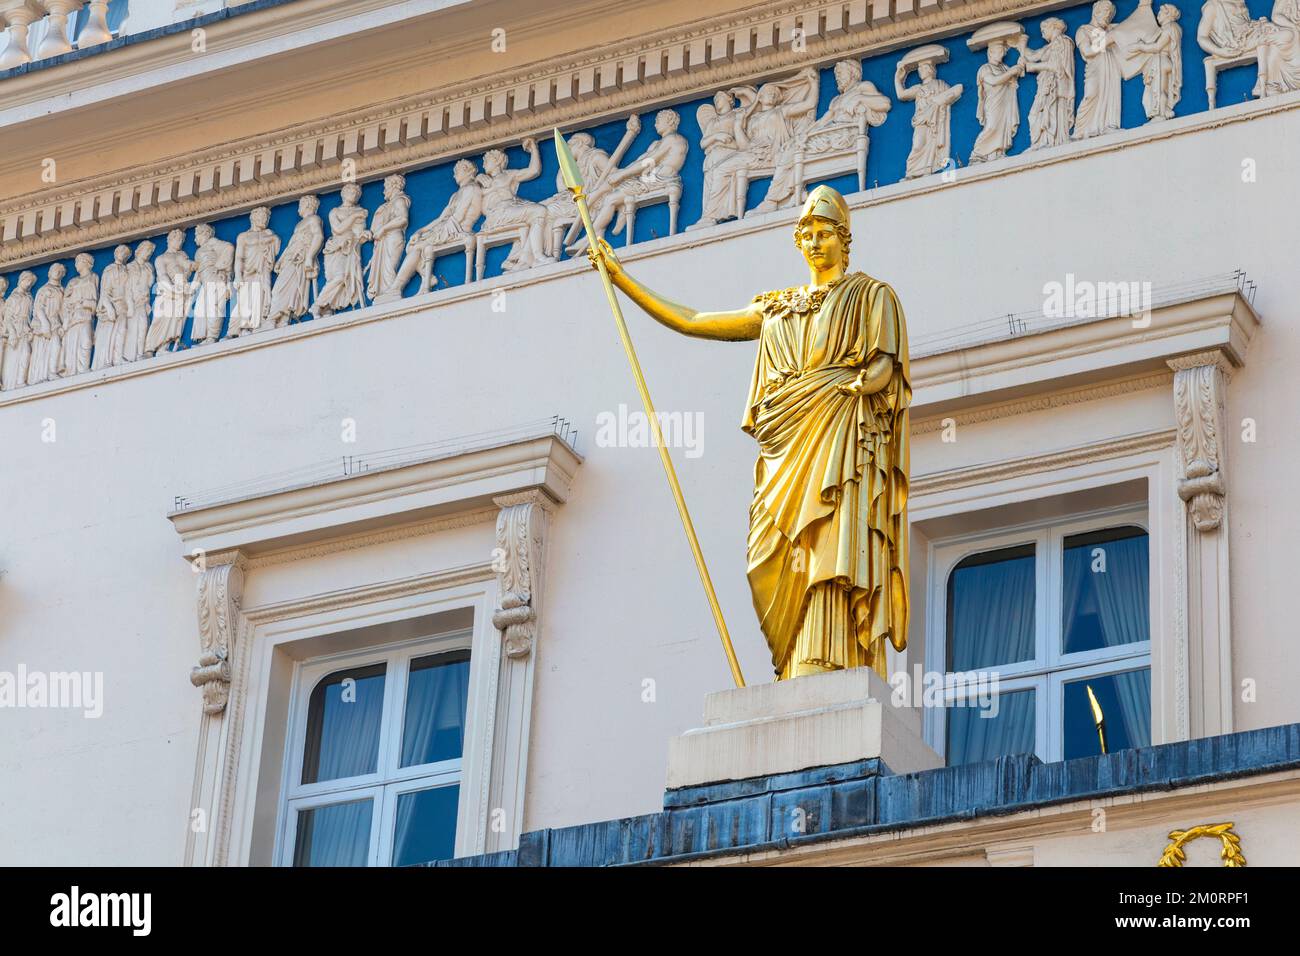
[588,240,761,341]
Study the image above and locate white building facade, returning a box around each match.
[1,0,1298,868]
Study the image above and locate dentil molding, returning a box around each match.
[0,0,1071,269]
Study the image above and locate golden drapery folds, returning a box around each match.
[742,270,911,680]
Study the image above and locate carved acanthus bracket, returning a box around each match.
[491,491,553,659]
[1169,352,1232,532]
[192,552,247,715]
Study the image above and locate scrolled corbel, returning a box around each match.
[491,491,553,659]
[191,553,246,715]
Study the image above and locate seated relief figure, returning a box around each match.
[1,272,37,391]
[691,91,749,230]
[146,230,194,356]
[375,159,484,302]
[544,121,636,254]
[801,59,892,169]
[896,46,964,179]
[60,254,98,376]
[1020,17,1076,150]
[477,139,555,272]
[1198,0,1300,100]
[567,110,688,252]
[738,68,821,216]
[586,186,911,681]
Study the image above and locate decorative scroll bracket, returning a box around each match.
[1171,352,1232,532]
[191,551,247,716]
[491,491,553,659]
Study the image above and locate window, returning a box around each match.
[277,636,472,866]
[931,509,1151,766]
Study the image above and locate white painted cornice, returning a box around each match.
[911,289,1261,423]
[0,0,1071,268]
[166,432,582,560]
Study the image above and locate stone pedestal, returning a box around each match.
[666,667,942,790]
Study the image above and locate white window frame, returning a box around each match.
[925,504,1152,764]
[274,629,473,867]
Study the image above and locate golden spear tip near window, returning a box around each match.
[1086,684,1108,755]
[552,129,746,688]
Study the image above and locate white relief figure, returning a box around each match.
[92,245,131,370]
[690,91,749,230]
[543,122,633,252]
[146,230,194,357]
[569,110,688,251]
[61,254,97,376]
[477,139,555,272]
[896,46,964,179]
[1133,5,1184,121]
[969,24,1027,164]
[267,196,324,328]
[0,278,6,378]
[1020,18,1076,149]
[366,175,410,303]
[189,223,235,344]
[740,68,821,216]
[312,183,372,319]
[31,263,66,384]
[1198,0,1300,102]
[229,208,278,337]
[1,272,36,391]
[1073,0,1159,140]
[123,240,155,363]
[801,58,892,169]
[380,159,484,302]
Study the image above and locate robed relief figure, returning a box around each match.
[588,186,910,680]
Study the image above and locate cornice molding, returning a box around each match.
[0,0,1080,267]
[910,429,1177,498]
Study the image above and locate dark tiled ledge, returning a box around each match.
[423,722,1300,867]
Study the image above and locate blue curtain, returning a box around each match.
[400,651,470,767]
[946,688,1035,765]
[301,664,387,784]
[393,785,460,865]
[1062,530,1149,654]
[293,798,372,867]
[948,549,1036,671]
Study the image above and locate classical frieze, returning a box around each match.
[0,0,1293,395]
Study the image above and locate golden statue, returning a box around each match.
[587,185,911,680]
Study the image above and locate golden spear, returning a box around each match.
[554,128,746,689]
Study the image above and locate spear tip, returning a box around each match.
[553,128,584,192]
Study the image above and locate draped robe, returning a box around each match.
[743,271,911,679]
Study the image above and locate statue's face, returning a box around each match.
[797,217,845,273]
[713,91,731,113]
[758,85,779,107]
[50,265,66,282]
[919,62,936,81]
[77,259,92,276]
[989,41,1005,64]
[20,272,35,291]
[115,246,131,264]
[252,209,270,228]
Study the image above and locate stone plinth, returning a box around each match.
[666,667,942,790]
